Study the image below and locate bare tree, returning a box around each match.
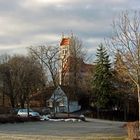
[110,11,140,129]
[113,52,135,120]
[0,55,19,108]
[0,54,11,107]
[0,55,45,110]
[29,46,59,87]
[28,45,60,117]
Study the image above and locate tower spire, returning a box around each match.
[70,31,73,38]
[62,32,64,38]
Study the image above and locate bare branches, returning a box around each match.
[70,36,86,60]
[29,45,60,87]
[110,11,140,86]
[0,55,44,108]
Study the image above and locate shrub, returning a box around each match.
[0,115,40,123]
[126,121,139,140]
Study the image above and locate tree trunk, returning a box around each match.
[2,92,5,106]
[97,107,100,118]
[10,97,15,108]
[138,72,140,131]
[67,99,70,117]
[19,94,25,108]
[137,85,140,131]
[138,98,140,131]
[27,98,30,117]
[123,103,127,121]
[53,91,56,117]
[20,100,25,108]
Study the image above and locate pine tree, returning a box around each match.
[93,44,112,109]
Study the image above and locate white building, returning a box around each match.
[47,86,81,113]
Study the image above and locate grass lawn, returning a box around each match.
[0,134,127,140]
[0,118,127,140]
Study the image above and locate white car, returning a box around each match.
[17,109,40,117]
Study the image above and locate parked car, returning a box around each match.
[17,109,40,117]
[10,108,19,115]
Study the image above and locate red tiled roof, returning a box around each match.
[81,63,94,72]
[63,56,94,73]
[60,38,70,46]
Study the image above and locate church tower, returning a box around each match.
[59,36,71,85]
[60,37,71,59]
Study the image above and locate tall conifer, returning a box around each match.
[93,44,112,108]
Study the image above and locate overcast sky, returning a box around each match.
[0,0,140,56]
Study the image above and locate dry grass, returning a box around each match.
[0,134,126,140]
[126,121,139,140]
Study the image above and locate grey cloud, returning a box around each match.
[0,0,139,56]
[0,0,23,16]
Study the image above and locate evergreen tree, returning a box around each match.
[93,44,112,109]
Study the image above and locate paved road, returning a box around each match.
[0,118,127,139]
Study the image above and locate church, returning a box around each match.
[59,35,94,91]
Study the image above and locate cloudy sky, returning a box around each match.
[0,0,140,56]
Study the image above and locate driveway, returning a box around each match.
[0,118,127,139]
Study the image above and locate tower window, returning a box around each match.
[62,49,67,55]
